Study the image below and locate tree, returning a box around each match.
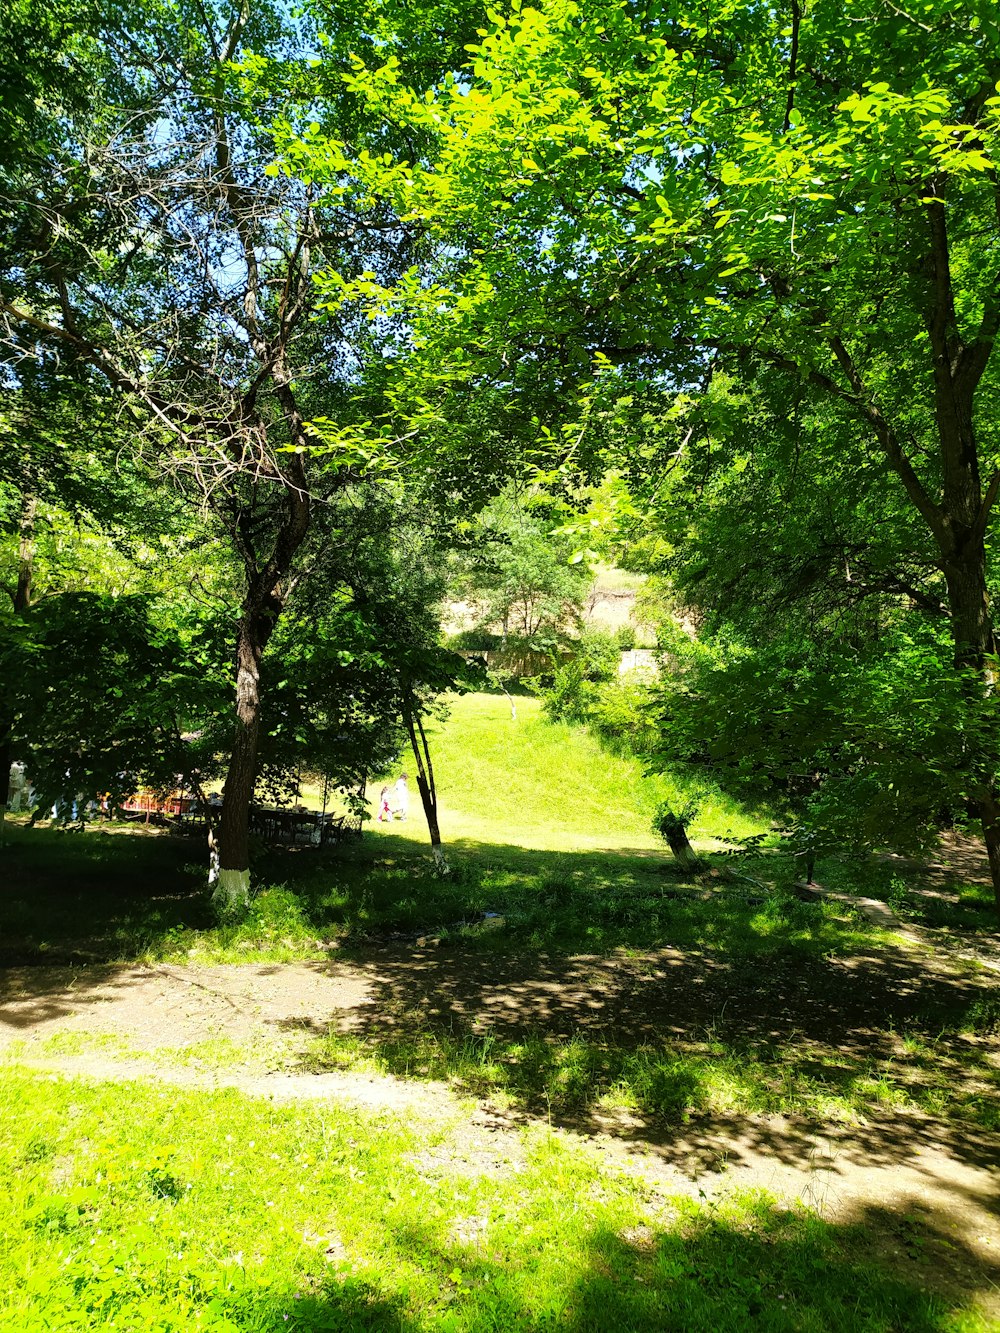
[450,497,588,649]
[3,592,229,819]
[1,0,483,907]
[0,362,219,829]
[291,0,1000,915]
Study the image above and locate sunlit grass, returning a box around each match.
[366,692,768,853]
[1,1071,989,1332]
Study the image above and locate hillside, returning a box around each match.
[373,692,763,853]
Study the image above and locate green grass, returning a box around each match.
[0,820,888,964]
[0,1071,989,1332]
[383,692,767,852]
[3,694,1000,1326]
[304,1022,1000,1134]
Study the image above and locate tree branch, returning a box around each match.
[825,334,945,540]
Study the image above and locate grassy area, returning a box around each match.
[0,1071,989,1332]
[370,691,767,852]
[306,1015,1000,1135]
[3,694,1000,1328]
[0,819,888,964]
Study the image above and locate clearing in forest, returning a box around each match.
[2,693,1000,1331]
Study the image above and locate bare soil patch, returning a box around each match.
[3,943,1000,1319]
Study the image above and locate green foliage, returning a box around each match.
[280,0,1000,916]
[586,676,660,756]
[448,498,589,647]
[960,995,1000,1036]
[652,622,998,859]
[538,659,594,726]
[446,626,501,652]
[2,592,228,814]
[653,798,702,846]
[576,627,619,683]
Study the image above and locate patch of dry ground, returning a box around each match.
[2,945,1000,1319]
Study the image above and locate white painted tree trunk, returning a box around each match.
[212,867,250,916]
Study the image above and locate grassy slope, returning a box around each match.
[372,692,765,853]
[3,708,998,1327]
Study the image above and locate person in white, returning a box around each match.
[393,773,409,821]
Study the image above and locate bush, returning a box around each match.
[446,627,502,651]
[577,628,621,682]
[538,660,596,724]
[588,676,659,756]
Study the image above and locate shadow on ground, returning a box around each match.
[168,1199,994,1331]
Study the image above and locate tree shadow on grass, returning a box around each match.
[0,821,207,964]
[218,1199,996,1331]
[0,820,825,964]
[292,914,1000,1202]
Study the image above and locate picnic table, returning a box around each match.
[115,792,361,845]
[248,806,354,846]
[118,792,199,824]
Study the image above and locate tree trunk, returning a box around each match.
[942,555,1000,917]
[213,607,266,914]
[942,548,994,671]
[403,698,449,873]
[919,199,1000,916]
[1,490,37,832]
[662,822,703,870]
[656,807,703,869]
[210,400,311,906]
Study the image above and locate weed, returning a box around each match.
[960,995,1000,1035]
[887,874,915,918]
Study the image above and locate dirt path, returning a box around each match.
[3,948,1000,1319]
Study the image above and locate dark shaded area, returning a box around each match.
[0,820,836,963]
[343,935,994,1048]
[2,822,998,1134]
[3,820,997,966]
[0,823,208,964]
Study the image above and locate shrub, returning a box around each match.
[446,627,502,651]
[538,660,596,724]
[577,628,621,682]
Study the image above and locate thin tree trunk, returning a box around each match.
[1,491,37,831]
[211,390,311,906]
[402,698,448,872]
